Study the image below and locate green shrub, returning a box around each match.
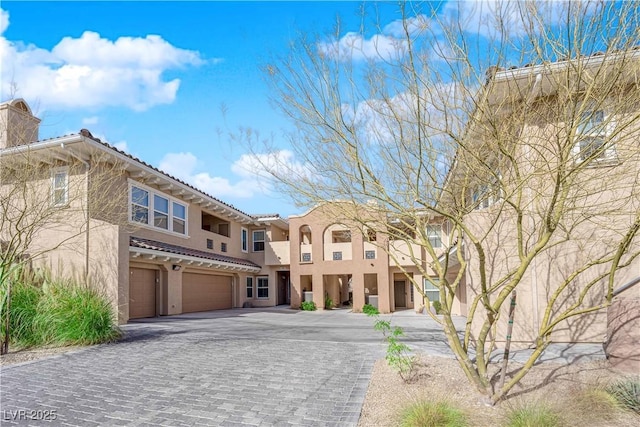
[324,293,333,309]
[401,401,467,427]
[606,378,640,414]
[33,279,120,346]
[7,280,43,347]
[301,301,317,311]
[362,303,379,316]
[432,300,442,314]
[374,319,416,382]
[2,266,120,349]
[503,402,563,427]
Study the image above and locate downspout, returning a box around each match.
[62,142,91,283]
[525,74,543,333]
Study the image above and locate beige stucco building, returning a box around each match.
[2,47,638,355]
[1,99,292,324]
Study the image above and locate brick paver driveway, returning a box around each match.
[0,308,454,426]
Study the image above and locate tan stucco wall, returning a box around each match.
[289,204,392,312]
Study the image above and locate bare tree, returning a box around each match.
[239,1,640,402]
[0,103,129,354]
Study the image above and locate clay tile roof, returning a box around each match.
[130,236,261,269]
[33,131,254,219]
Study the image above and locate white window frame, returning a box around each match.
[246,276,253,299]
[256,276,269,299]
[426,224,442,249]
[241,227,248,253]
[128,180,188,236]
[472,172,503,211]
[423,278,440,304]
[572,107,616,163]
[252,230,265,252]
[51,167,69,207]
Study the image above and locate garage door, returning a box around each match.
[129,268,157,319]
[182,273,232,313]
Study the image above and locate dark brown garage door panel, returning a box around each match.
[129,268,157,319]
[182,273,232,313]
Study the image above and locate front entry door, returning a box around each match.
[394,280,406,308]
[278,271,290,305]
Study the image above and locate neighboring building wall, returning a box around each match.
[463,101,640,346]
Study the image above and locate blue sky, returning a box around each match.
[2,1,426,217]
[1,1,594,217]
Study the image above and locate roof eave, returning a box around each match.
[129,246,261,273]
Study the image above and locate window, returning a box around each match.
[472,172,502,210]
[575,109,614,161]
[206,239,213,250]
[253,230,265,252]
[51,168,69,207]
[241,228,248,252]
[426,225,442,248]
[333,251,342,260]
[246,277,253,299]
[154,195,169,229]
[257,277,268,299]
[129,183,187,235]
[365,250,376,259]
[423,278,440,303]
[221,242,227,253]
[173,202,186,234]
[131,186,149,224]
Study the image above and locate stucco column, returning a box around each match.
[290,274,302,308]
[352,273,365,312]
[312,273,325,310]
[378,269,392,313]
[166,268,183,315]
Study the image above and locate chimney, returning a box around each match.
[0,99,41,149]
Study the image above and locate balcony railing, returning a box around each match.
[300,242,313,263]
[324,242,352,261]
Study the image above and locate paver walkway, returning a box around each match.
[0,308,454,426]
[0,308,603,426]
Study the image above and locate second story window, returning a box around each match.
[173,203,186,234]
[253,230,265,252]
[51,167,69,207]
[129,183,187,235]
[241,228,248,252]
[154,195,169,229]
[575,109,615,162]
[426,225,442,248]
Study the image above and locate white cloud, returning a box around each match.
[232,150,314,182]
[440,1,568,39]
[82,116,99,125]
[157,150,312,199]
[0,9,207,111]
[318,32,408,62]
[383,14,431,38]
[0,8,8,35]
